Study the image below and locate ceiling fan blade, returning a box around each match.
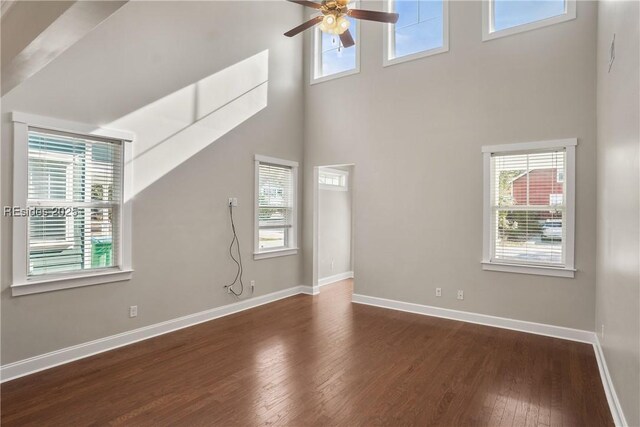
[287,0,323,9]
[339,29,355,48]
[347,9,399,24]
[284,15,324,37]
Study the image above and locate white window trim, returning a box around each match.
[482,0,576,42]
[481,138,577,278]
[254,154,299,260]
[310,9,361,85]
[383,0,449,67]
[11,112,134,296]
[319,167,349,191]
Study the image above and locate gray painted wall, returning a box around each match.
[1,1,305,364]
[595,1,640,425]
[303,0,598,330]
[3,9,637,422]
[318,166,353,279]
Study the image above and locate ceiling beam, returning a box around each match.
[1,1,127,95]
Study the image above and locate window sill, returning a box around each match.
[12,269,133,296]
[383,45,449,68]
[254,248,299,260]
[310,68,360,86]
[482,11,576,42]
[482,261,575,278]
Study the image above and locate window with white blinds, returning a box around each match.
[11,113,132,296]
[482,139,576,277]
[255,156,298,258]
[27,129,123,276]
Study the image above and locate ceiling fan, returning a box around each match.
[284,0,399,48]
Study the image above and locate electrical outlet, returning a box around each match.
[435,287,442,297]
[457,290,464,300]
[331,259,335,271]
[251,280,255,293]
[228,197,238,207]
[129,305,138,318]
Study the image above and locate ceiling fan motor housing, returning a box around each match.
[283,0,398,47]
[319,0,351,34]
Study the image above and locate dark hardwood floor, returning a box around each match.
[1,279,613,426]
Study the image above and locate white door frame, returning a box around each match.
[312,163,355,293]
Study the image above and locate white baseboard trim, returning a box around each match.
[593,335,628,427]
[318,271,353,287]
[299,285,317,295]
[352,293,595,343]
[352,293,627,425]
[1,285,311,383]
[1,286,626,426]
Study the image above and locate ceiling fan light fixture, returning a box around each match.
[319,13,350,35]
[322,14,337,29]
[284,0,398,42]
[336,16,350,33]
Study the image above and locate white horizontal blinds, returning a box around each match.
[27,129,123,276]
[258,162,293,250]
[491,149,566,266]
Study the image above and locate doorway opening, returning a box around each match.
[313,164,355,295]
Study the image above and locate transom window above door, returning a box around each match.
[319,168,348,191]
